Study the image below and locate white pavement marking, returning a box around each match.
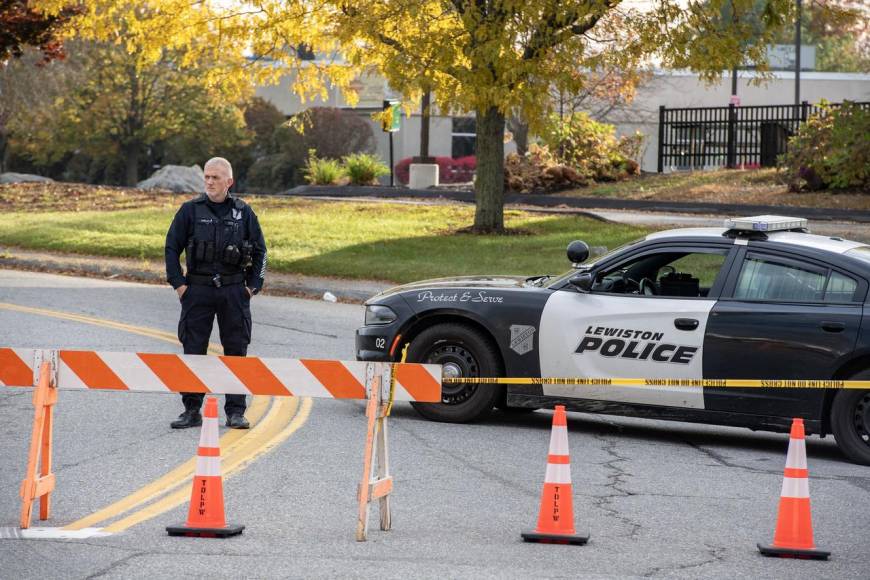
[0,526,110,540]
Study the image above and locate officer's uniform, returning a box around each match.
[164,193,267,421]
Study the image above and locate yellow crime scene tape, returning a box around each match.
[442,377,870,389]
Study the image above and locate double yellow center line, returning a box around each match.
[0,300,312,533]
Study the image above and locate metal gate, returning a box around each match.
[657,101,869,172]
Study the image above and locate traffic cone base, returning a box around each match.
[166,523,245,538]
[757,542,830,560]
[521,530,589,545]
[166,397,243,538]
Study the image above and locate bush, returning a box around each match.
[780,101,870,191]
[304,151,345,185]
[394,156,477,185]
[504,144,587,193]
[275,107,376,161]
[343,153,389,185]
[244,97,286,156]
[539,112,641,182]
[246,154,305,192]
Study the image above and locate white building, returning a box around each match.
[256,67,870,176]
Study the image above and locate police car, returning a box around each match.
[356,216,870,465]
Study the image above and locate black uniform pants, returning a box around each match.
[177,282,252,416]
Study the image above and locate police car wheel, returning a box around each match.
[407,323,502,423]
[831,382,870,466]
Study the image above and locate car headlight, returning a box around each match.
[365,304,398,326]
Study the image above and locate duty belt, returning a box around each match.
[187,273,245,287]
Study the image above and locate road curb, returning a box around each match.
[0,247,388,304]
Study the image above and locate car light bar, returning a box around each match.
[724,215,807,232]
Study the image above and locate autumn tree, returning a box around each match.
[780,0,869,72]
[17,2,255,185]
[0,1,80,170]
[0,1,79,63]
[0,44,89,172]
[11,40,252,185]
[40,0,801,230]
[313,1,798,231]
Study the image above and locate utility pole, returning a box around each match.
[795,0,802,106]
[730,0,739,106]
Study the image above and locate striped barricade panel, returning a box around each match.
[0,348,442,402]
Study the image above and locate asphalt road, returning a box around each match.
[1,270,868,579]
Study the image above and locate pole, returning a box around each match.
[657,105,665,173]
[389,131,394,187]
[726,104,737,169]
[420,91,431,161]
[795,0,802,106]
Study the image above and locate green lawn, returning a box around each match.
[0,198,647,283]
[560,168,782,198]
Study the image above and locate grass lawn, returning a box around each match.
[0,192,647,283]
[558,168,870,210]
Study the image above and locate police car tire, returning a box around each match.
[407,323,502,423]
[831,383,870,466]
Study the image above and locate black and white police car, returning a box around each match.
[356,216,870,465]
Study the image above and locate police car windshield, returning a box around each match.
[844,246,870,265]
[546,237,646,287]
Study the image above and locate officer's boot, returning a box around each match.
[171,409,202,429]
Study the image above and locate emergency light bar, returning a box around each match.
[724,215,807,232]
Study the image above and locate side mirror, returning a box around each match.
[566,240,589,265]
[569,272,594,292]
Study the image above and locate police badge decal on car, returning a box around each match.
[510,325,535,355]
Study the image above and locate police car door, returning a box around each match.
[539,243,736,408]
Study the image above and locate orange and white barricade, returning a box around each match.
[0,347,441,539]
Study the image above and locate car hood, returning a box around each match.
[369,275,531,302]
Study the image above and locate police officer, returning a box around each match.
[164,157,267,429]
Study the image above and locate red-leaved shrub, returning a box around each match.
[395,156,476,185]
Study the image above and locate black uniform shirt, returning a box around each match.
[164,194,268,292]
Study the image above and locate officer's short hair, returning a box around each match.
[204,157,233,179]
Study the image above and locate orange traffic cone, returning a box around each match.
[757,418,829,560]
[167,397,244,538]
[521,405,589,545]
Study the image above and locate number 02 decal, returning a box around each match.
[375,338,386,349]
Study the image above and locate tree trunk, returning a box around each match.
[123,143,139,186]
[473,106,505,233]
[418,91,431,161]
[0,130,7,173]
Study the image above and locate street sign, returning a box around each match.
[382,100,401,133]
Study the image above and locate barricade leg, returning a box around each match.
[357,363,393,541]
[377,411,392,532]
[19,360,58,529]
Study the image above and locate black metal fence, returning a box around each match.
[657,101,869,173]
